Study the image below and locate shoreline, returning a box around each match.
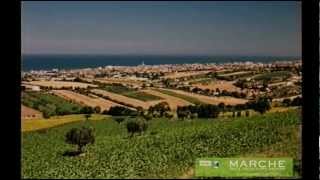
[22,59,301,73]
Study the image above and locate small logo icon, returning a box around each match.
[212,161,220,168]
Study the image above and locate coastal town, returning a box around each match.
[22,60,302,120]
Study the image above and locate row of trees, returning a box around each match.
[103,106,138,116]
[176,86,247,99]
[99,97,273,120]
[176,97,271,119]
[281,96,302,107]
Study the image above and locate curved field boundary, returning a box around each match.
[91,89,163,109]
[52,90,125,111]
[159,88,248,105]
[141,89,193,110]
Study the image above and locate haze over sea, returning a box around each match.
[22,54,300,72]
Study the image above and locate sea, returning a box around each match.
[21,54,300,72]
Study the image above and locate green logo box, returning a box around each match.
[195,157,293,177]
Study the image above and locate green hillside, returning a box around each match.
[22,110,301,179]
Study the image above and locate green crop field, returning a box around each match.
[22,110,301,179]
[253,71,292,82]
[102,85,162,101]
[22,114,110,132]
[22,91,84,117]
[155,89,204,105]
[188,78,213,85]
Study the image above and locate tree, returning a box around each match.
[114,117,125,124]
[215,88,220,94]
[197,104,220,118]
[164,112,174,119]
[142,113,153,121]
[148,102,171,117]
[85,114,91,121]
[102,109,109,114]
[107,106,137,116]
[177,106,190,119]
[251,97,271,114]
[245,110,250,117]
[65,126,95,153]
[190,113,198,119]
[80,106,94,114]
[218,103,225,113]
[74,77,83,82]
[136,106,144,116]
[94,106,101,114]
[291,96,302,106]
[282,98,292,107]
[126,118,148,137]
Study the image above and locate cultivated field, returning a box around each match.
[100,84,162,102]
[141,89,193,110]
[22,91,84,117]
[22,110,301,178]
[87,78,145,86]
[252,71,292,82]
[22,81,98,88]
[217,71,252,77]
[163,70,211,79]
[21,104,43,120]
[52,90,124,111]
[91,89,162,109]
[192,80,241,92]
[160,88,248,105]
[154,89,204,105]
[22,114,109,132]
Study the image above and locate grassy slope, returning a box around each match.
[22,110,300,178]
[22,114,110,132]
[179,124,301,179]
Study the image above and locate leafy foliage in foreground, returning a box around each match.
[22,110,300,178]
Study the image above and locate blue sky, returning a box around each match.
[21,1,301,56]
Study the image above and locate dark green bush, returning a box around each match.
[107,106,137,116]
[65,126,95,153]
[126,118,148,137]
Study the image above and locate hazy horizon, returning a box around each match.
[22,1,301,57]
